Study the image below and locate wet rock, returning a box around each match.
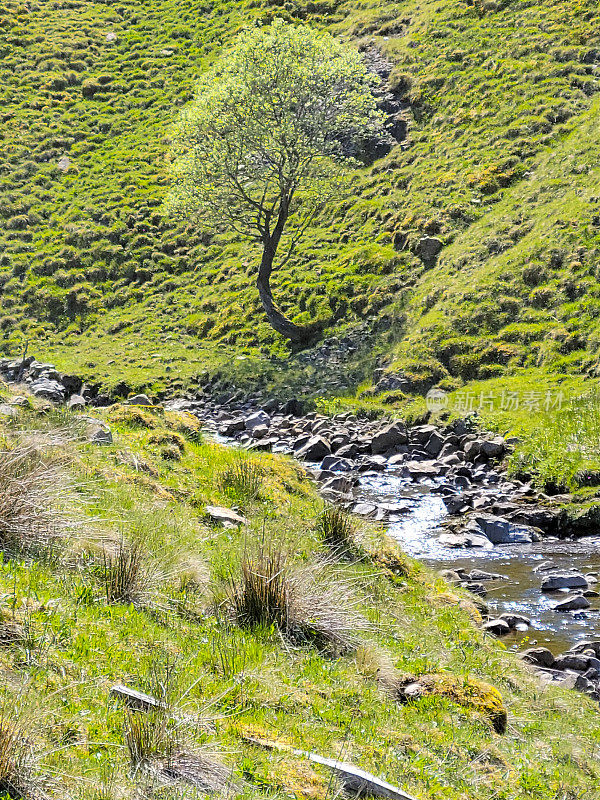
[483,618,510,636]
[568,640,600,657]
[352,502,378,518]
[371,423,408,454]
[320,456,353,472]
[499,612,530,629]
[297,436,331,462]
[321,476,356,493]
[438,531,493,549]
[553,594,591,612]
[521,647,555,668]
[473,514,536,544]
[443,495,470,515]
[541,571,588,592]
[468,569,506,581]
[402,461,444,480]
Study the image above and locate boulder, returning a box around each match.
[67,394,85,410]
[438,531,493,549]
[371,423,408,454]
[297,436,331,462]
[244,410,271,430]
[473,514,535,544]
[479,437,505,458]
[30,379,66,403]
[553,594,590,612]
[541,572,588,592]
[127,394,153,406]
[320,456,353,472]
[419,236,443,262]
[521,647,555,668]
[61,374,83,394]
[424,431,445,457]
[483,618,510,636]
[553,654,593,672]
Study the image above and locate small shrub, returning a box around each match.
[219,459,263,504]
[315,506,357,555]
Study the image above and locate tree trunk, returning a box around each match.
[257,241,307,343]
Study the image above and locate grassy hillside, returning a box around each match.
[1,0,600,397]
[1,391,600,799]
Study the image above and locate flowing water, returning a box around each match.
[358,469,600,653]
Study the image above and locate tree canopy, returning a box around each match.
[168,19,384,340]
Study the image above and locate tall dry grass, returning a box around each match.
[227,544,368,654]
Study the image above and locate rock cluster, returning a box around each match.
[522,640,600,701]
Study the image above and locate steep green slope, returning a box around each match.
[1,391,600,799]
[1,0,599,396]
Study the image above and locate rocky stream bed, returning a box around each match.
[3,355,600,703]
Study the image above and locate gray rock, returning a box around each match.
[205,505,248,527]
[438,531,493,549]
[297,436,331,462]
[424,431,445,457]
[541,572,588,592]
[90,427,113,445]
[320,456,353,472]
[474,514,535,544]
[419,236,443,262]
[499,612,530,629]
[479,437,505,458]
[521,647,555,668]
[67,394,86,410]
[371,423,408,454]
[553,654,592,672]
[483,618,510,636]
[127,394,153,406]
[30,379,66,403]
[244,410,271,430]
[553,594,591,612]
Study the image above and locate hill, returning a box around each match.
[0,389,599,799]
[2,0,600,404]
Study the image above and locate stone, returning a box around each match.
[424,431,445,457]
[250,424,269,439]
[468,569,506,581]
[297,436,331,462]
[30,378,66,403]
[110,683,165,712]
[371,423,408,454]
[281,398,303,416]
[67,394,86,410]
[479,437,505,458]
[205,505,248,527]
[499,612,530,629]
[438,532,493,549]
[553,654,592,672]
[553,594,591,612]
[244,410,271,430]
[521,647,555,668]
[320,456,353,472]
[473,514,535,544]
[419,236,443,262]
[127,394,153,406]
[463,440,481,460]
[541,572,588,592]
[352,502,378,518]
[482,618,510,636]
[443,495,469,515]
[90,427,113,445]
[321,476,355,494]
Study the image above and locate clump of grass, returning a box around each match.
[0,714,42,799]
[227,545,367,653]
[218,458,263,504]
[0,442,75,557]
[165,412,203,444]
[315,506,357,555]
[99,537,163,608]
[108,405,157,430]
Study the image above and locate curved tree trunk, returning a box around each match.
[257,237,307,343]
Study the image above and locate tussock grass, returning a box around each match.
[228,544,367,653]
[218,458,263,505]
[0,442,75,557]
[0,714,43,800]
[100,537,164,608]
[315,505,358,555]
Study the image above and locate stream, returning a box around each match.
[355,468,600,653]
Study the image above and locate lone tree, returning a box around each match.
[168,19,384,342]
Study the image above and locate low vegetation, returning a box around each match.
[0,388,597,798]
